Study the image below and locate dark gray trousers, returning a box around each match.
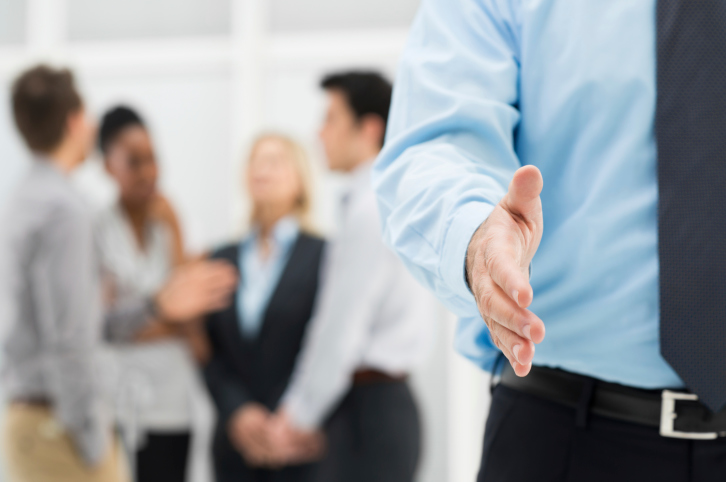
[478,384,726,482]
[315,381,421,482]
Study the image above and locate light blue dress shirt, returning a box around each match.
[238,217,299,339]
[374,0,684,389]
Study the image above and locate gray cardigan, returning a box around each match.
[0,160,150,465]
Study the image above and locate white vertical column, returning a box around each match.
[26,0,68,58]
[229,0,269,232]
[447,314,491,482]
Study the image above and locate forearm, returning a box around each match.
[373,0,521,316]
[375,144,503,316]
[167,216,186,266]
[283,361,353,430]
[133,319,178,342]
[44,345,109,466]
[181,322,211,364]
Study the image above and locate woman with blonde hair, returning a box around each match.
[204,134,325,482]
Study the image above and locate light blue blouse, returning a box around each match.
[237,217,299,339]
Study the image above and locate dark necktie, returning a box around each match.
[657,1,726,412]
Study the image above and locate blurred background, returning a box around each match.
[0,1,491,481]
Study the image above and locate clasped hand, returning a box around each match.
[228,403,325,468]
[466,166,546,376]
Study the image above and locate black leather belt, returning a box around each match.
[353,369,407,385]
[10,397,52,408]
[499,364,726,439]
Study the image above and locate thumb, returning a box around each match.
[502,165,543,221]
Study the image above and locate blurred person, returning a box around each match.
[203,134,325,482]
[373,0,726,480]
[270,72,435,482]
[0,65,236,482]
[96,106,215,482]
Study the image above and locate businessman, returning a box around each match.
[375,1,726,480]
[269,72,435,482]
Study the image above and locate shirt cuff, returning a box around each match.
[64,398,110,466]
[283,392,324,431]
[440,201,496,303]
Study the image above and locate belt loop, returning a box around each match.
[576,378,596,429]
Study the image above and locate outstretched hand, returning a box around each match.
[466,166,545,376]
[155,260,237,323]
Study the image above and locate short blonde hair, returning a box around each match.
[246,133,316,233]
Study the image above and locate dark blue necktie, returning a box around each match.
[657,1,726,412]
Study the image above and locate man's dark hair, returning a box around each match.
[11,65,82,153]
[99,105,145,155]
[321,71,392,147]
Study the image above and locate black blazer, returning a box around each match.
[203,233,325,427]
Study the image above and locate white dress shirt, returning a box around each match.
[281,161,436,429]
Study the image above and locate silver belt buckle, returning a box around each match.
[660,390,718,440]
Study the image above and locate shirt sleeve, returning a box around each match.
[281,199,391,430]
[31,207,109,466]
[372,0,523,320]
[93,216,154,342]
[202,317,254,426]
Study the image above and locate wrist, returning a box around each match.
[442,201,496,305]
[230,403,260,425]
[466,218,489,293]
[229,405,247,432]
[152,291,182,324]
[150,294,175,324]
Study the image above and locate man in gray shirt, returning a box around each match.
[0,65,236,482]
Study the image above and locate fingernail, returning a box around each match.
[512,344,522,363]
[523,325,531,341]
[512,290,519,304]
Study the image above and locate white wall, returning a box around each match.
[0,79,29,211]
[79,72,235,252]
[68,0,231,41]
[0,0,26,45]
[269,0,421,32]
[0,1,491,481]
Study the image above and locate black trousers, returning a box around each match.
[212,423,317,482]
[478,384,726,482]
[315,381,421,482]
[136,431,191,482]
